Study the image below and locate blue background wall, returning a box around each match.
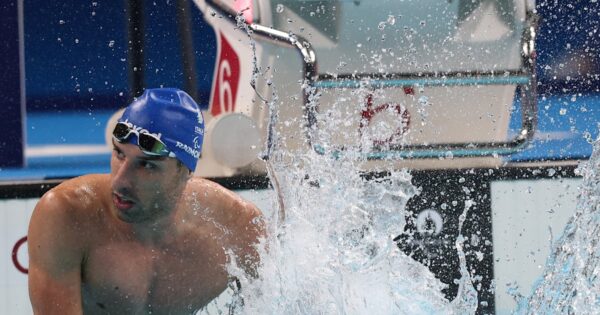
[23,0,216,112]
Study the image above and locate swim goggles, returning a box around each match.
[112,122,176,157]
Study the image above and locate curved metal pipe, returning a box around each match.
[246,23,319,156]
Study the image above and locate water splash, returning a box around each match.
[222,46,476,315]
[201,13,480,315]
[518,131,600,314]
[450,200,479,314]
[229,149,460,314]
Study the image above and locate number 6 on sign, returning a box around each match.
[219,60,232,114]
[210,32,240,117]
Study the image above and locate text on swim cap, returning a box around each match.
[176,141,200,158]
[122,119,163,139]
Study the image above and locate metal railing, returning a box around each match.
[205,1,539,160]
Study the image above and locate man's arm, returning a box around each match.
[230,196,266,279]
[28,190,86,315]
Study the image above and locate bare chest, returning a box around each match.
[82,239,229,314]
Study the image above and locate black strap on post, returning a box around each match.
[176,0,199,101]
[126,0,145,100]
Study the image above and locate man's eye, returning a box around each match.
[113,148,125,159]
[140,161,156,169]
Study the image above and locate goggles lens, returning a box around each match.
[112,122,171,156]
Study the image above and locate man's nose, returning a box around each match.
[112,159,134,192]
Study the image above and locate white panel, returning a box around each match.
[491,178,580,314]
[0,198,37,314]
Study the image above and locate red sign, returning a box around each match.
[210,32,241,117]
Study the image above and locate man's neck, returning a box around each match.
[129,198,187,247]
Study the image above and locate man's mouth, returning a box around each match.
[112,193,135,211]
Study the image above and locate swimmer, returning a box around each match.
[27,88,265,314]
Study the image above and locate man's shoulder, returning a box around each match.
[27,175,106,275]
[187,177,252,206]
[38,174,110,214]
[186,177,262,224]
[29,175,110,252]
[185,178,265,275]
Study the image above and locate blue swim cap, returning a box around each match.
[118,88,204,171]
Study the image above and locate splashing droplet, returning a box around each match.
[387,15,395,25]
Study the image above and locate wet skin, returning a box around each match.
[27,141,265,314]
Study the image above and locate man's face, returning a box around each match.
[110,140,189,223]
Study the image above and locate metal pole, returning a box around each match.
[126,0,145,100]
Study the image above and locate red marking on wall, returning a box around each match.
[360,94,411,146]
[12,236,28,274]
[210,32,241,117]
